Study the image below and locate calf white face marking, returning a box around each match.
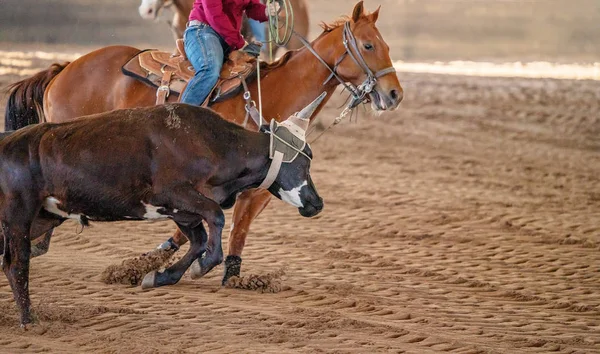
[142,203,170,220]
[43,197,85,222]
[278,181,307,208]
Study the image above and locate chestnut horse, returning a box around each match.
[4,1,403,284]
[138,0,310,52]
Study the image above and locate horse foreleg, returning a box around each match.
[150,188,272,283]
[221,189,272,285]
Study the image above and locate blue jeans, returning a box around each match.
[248,18,266,43]
[181,24,228,105]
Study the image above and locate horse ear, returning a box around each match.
[368,6,381,23]
[351,1,365,22]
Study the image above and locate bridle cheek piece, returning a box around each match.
[296,22,396,109]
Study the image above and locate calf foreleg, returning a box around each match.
[141,188,224,289]
[1,196,38,327]
[1,215,61,265]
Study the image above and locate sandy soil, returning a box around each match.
[1,1,600,353]
[1,69,599,353]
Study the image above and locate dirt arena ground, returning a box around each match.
[1,1,600,353]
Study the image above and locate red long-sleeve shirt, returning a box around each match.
[189,0,268,50]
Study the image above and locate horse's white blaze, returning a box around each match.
[139,0,160,19]
[278,181,307,208]
[43,197,85,222]
[142,203,169,220]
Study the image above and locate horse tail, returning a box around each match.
[4,62,69,131]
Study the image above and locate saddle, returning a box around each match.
[122,39,257,105]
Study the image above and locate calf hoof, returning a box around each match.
[30,244,49,258]
[222,255,242,285]
[141,270,157,289]
[20,316,33,331]
[143,237,180,257]
[190,253,223,280]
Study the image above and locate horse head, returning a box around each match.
[139,0,170,20]
[317,1,403,111]
[261,93,326,218]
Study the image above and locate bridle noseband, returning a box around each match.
[295,21,396,109]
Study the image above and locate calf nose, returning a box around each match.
[314,196,324,211]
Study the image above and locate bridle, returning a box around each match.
[243,20,397,142]
[294,21,396,109]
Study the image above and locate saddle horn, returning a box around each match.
[285,92,328,133]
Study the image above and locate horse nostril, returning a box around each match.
[390,89,403,103]
[148,9,153,15]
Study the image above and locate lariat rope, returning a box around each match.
[256,0,293,126]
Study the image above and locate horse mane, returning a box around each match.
[258,15,352,73]
[255,15,351,74]
[259,50,295,72]
[320,16,350,33]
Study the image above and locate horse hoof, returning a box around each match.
[141,271,157,289]
[222,255,242,285]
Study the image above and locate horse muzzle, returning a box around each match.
[139,1,160,20]
[370,86,403,111]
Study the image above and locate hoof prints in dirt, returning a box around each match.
[225,268,289,293]
[101,249,175,286]
[0,301,144,327]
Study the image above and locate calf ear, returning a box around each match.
[259,124,271,133]
[351,1,365,23]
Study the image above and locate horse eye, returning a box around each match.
[364,43,374,51]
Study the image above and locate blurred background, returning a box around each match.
[1,0,600,63]
[1,2,600,353]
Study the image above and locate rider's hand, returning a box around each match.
[265,1,281,17]
[242,41,262,57]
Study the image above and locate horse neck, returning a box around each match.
[173,0,193,17]
[244,28,347,123]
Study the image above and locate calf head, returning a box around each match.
[260,93,326,217]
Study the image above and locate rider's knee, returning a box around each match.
[206,66,221,84]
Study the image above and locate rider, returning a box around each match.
[181,0,279,106]
[247,17,267,48]
[247,0,268,49]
